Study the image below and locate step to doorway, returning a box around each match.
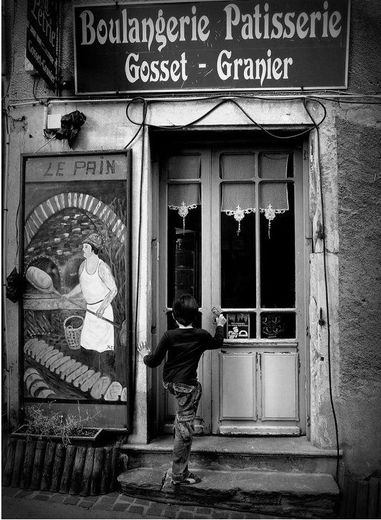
[117,466,340,518]
[120,435,341,477]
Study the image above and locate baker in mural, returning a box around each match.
[64,233,117,369]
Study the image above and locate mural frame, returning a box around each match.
[19,150,132,431]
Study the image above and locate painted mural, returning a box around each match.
[22,152,130,403]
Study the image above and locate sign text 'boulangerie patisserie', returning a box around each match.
[74,0,350,94]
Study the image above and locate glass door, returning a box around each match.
[157,140,307,436]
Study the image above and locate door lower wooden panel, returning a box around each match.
[261,352,299,421]
[219,352,256,420]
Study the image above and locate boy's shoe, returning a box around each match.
[171,472,201,485]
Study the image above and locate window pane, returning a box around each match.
[167,205,201,306]
[221,212,256,308]
[261,312,296,339]
[260,183,295,308]
[220,153,255,180]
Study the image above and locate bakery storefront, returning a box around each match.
[68,0,348,442]
[4,0,381,513]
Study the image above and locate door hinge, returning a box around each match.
[307,415,311,427]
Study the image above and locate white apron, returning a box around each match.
[79,259,114,352]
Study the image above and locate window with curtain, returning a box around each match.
[166,154,202,313]
[220,151,295,339]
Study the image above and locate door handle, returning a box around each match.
[211,306,222,317]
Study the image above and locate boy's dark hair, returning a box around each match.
[172,294,199,326]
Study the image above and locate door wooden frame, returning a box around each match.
[151,130,311,437]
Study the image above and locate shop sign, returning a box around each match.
[226,312,250,339]
[21,151,132,429]
[26,0,58,90]
[73,0,350,94]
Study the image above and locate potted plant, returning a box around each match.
[12,404,102,445]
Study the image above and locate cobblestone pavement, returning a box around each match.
[2,487,277,519]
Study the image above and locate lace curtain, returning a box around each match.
[221,154,290,237]
[168,184,200,232]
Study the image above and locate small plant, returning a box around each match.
[24,402,99,446]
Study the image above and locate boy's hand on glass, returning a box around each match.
[137,341,151,358]
[216,314,227,327]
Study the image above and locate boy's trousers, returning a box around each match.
[163,381,202,483]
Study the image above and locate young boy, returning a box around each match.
[137,294,227,485]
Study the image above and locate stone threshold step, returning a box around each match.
[118,468,339,518]
[122,435,340,458]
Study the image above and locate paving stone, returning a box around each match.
[49,494,67,503]
[78,501,95,509]
[128,505,146,514]
[146,502,167,515]
[2,488,22,497]
[134,497,153,505]
[15,490,33,499]
[116,496,135,504]
[164,507,178,518]
[63,496,80,505]
[98,496,116,503]
[39,491,56,498]
[196,507,213,514]
[92,503,110,510]
[34,494,50,501]
[112,503,130,511]
[81,495,98,502]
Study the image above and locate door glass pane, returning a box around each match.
[261,312,296,339]
[225,312,256,339]
[259,153,290,178]
[221,212,256,308]
[260,183,295,308]
[167,205,201,306]
[220,153,256,180]
[167,154,201,180]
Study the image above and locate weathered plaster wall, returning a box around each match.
[336,111,381,477]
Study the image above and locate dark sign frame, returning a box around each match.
[20,150,133,431]
[73,0,350,95]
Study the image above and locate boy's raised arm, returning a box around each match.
[138,334,170,367]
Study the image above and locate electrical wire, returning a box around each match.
[125,95,328,142]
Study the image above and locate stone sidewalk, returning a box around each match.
[2,487,277,519]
